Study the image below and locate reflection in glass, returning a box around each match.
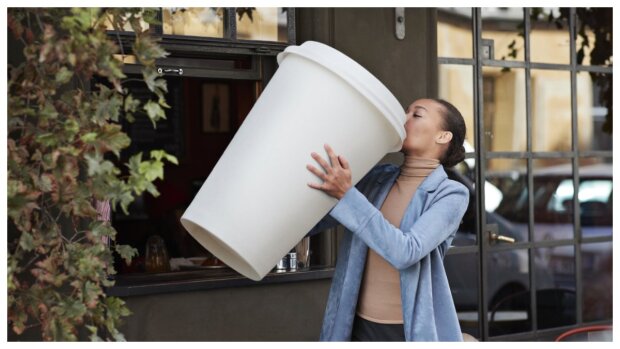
[582,241,612,322]
[487,159,528,243]
[530,8,570,65]
[113,54,137,65]
[439,64,474,149]
[445,252,479,338]
[577,158,612,238]
[437,8,473,59]
[534,246,576,329]
[104,9,151,32]
[482,67,526,152]
[531,70,572,152]
[577,72,612,151]
[487,249,531,336]
[482,8,524,61]
[574,8,613,67]
[445,164,476,247]
[532,159,574,241]
[237,8,288,42]
[163,8,224,38]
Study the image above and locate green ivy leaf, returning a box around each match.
[38,174,54,192]
[142,68,168,94]
[55,67,73,84]
[139,160,164,182]
[149,150,178,165]
[123,94,140,113]
[93,89,123,124]
[40,102,59,119]
[143,100,166,127]
[19,232,35,251]
[90,221,116,240]
[98,124,131,157]
[36,133,58,148]
[81,132,98,143]
[115,244,138,265]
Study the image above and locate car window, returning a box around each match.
[495,176,612,225]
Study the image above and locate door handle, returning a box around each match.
[489,232,516,244]
[486,223,516,244]
[157,67,184,76]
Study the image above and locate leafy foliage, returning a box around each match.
[8,8,177,341]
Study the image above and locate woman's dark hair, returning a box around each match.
[431,98,466,168]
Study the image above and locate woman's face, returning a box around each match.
[401,99,451,157]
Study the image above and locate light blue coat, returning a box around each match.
[308,163,469,341]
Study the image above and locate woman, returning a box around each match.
[305,98,469,341]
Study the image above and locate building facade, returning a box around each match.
[10,7,610,341]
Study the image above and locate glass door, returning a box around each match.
[438,7,612,341]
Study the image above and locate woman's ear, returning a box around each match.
[435,131,453,145]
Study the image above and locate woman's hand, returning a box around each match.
[307,144,352,200]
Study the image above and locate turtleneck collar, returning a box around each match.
[398,154,440,180]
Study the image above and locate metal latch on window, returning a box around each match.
[395,8,405,40]
[157,67,184,76]
[481,39,495,60]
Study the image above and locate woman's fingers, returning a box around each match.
[324,143,340,169]
[307,181,323,189]
[306,163,327,181]
[311,152,333,174]
[338,155,350,170]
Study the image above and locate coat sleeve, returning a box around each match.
[328,182,469,270]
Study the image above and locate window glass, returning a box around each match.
[531,159,574,241]
[482,67,527,152]
[163,8,224,38]
[237,8,289,42]
[534,246,576,329]
[574,8,613,66]
[531,70,572,152]
[488,159,529,243]
[577,72,612,151]
[482,8,524,61]
[438,64,475,149]
[437,8,473,58]
[530,8,570,65]
[582,241,612,322]
[488,249,531,336]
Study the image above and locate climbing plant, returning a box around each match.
[8,8,177,340]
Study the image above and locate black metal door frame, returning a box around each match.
[441,7,613,341]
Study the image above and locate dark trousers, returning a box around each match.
[350,315,406,341]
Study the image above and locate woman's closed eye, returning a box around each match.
[413,113,422,118]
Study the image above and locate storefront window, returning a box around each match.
[438,64,475,148]
[481,8,524,61]
[530,8,570,65]
[531,69,572,152]
[103,9,151,32]
[162,7,224,38]
[482,67,527,152]
[487,159,529,243]
[437,8,472,59]
[437,7,611,341]
[534,245,577,329]
[487,248,531,336]
[236,7,289,42]
[581,241,612,322]
[577,72,612,151]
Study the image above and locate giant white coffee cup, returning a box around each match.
[180,41,406,281]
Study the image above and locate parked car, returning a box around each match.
[443,168,553,313]
[443,161,612,333]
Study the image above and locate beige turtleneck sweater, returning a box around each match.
[356,156,439,324]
